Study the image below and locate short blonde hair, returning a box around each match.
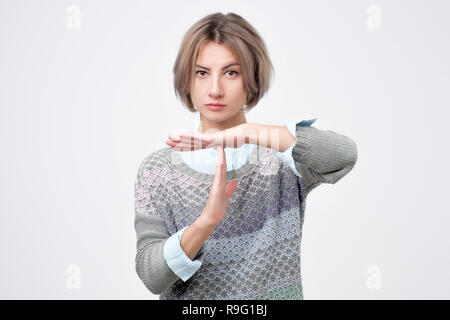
[173,12,275,113]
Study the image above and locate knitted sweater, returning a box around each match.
[162,119,313,283]
[134,120,358,300]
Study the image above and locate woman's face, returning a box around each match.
[190,41,247,128]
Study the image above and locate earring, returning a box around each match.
[242,104,247,113]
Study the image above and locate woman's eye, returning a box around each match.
[195,70,238,77]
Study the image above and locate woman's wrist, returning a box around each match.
[242,122,296,152]
[221,124,248,148]
[243,122,263,146]
[242,122,257,145]
[197,211,221,230]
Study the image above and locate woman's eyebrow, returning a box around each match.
[195,62,240,70]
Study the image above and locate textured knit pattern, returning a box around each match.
[134,123,358,300]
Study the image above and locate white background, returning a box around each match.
[1,0,449,299]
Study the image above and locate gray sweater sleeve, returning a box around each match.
[134,157,180,295]
[292,123,358,195]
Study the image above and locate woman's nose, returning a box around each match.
[209,76,224,97]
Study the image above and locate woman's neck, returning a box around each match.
[197,112,247,133]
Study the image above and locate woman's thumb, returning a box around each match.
[224,179,238,201]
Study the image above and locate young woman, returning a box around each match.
[134,12,358,300]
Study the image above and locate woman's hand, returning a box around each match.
[165,124,247,151]
[199,145,238,226]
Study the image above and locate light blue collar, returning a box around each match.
[177,143,257,174]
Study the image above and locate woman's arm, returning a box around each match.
[134,154,208,293]
[166,123,295,151]
[165,121,357,194]
[243,122,358,193]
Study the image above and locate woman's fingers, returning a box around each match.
[213,145,226,189]
[219,144,227,182]
[215,146,238,201]
[167,131,230,154]
[166,139,198,151]
[168,133,209,151]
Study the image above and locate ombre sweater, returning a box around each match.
[134,119,358,299]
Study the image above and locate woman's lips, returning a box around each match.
[205,104,226,111]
